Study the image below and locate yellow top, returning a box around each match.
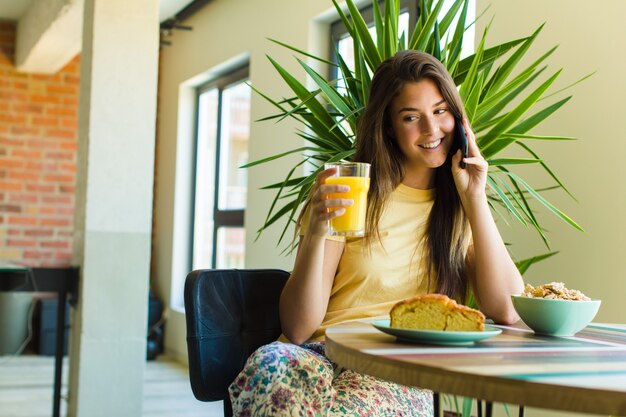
[304,183,439,341]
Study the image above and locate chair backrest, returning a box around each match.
[184,268,290,402]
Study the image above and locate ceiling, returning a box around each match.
[0,0,195,23]
[0,0,33,21]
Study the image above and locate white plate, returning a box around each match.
[372,320,502,345]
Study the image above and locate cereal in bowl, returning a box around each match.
[521,282,590,301]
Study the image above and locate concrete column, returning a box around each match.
[68,0,158,415]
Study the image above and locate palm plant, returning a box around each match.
[247,0,587,265]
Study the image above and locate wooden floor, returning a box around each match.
[0,354,225,417]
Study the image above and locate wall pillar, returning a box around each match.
[68,0,158,415]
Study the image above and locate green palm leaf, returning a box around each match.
[268,38,337,66]
[463,72,484,121]
[242,147,323,168]
[438,0,465,36]
[459,20,488,101]
[487,175,527,225]
[516,251,559,275]
[473,67,546,130]
[510,96,572,134]
[453,38,528,84]
[345,0,382,69]
[298,59,353,117]
[409,0,447,51]
[504,170,584,232]
[373,0,384,52]
[336,53,364,108]
[479,70,562,156]
[483,43,557,105]
[445,0,469,71]
[267,56,336,129]
[492,174,533,224]
[260,176,308,190]
[514,140,576,200]
[258,157,309,241]
[489,158,541,165]
[507,133,576,141]
[482,23,545,98]
[507,170,550,247]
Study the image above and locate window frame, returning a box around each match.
[328,0,419,76]
[190,65,249,270]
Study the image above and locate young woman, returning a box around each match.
[229,50,524,416]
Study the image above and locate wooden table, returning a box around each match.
[0,264,79,417]
[325,320,626,416]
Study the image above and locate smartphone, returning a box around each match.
[454,117,469,169]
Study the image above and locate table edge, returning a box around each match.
[325,326,626,416]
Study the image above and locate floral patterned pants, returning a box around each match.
[228,341,433,417]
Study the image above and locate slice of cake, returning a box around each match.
[390,294,485,331]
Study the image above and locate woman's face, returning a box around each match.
[389,78,455,172]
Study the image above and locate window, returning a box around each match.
[329,0,418,83]
[329,0,475,84]
[191,66,250,270]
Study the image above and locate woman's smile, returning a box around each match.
[418,137,444,150]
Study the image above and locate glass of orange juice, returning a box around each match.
[324,162,371,237]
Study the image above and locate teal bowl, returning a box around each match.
[511,295,601,337]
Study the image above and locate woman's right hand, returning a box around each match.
[306,168,354,237]
[281,168,350,344]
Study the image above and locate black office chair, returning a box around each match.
[184,268,290,417]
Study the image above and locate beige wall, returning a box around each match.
[476,0,626,326]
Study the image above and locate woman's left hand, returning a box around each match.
[451,118,488,202]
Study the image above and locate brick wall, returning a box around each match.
[0,21,80,267]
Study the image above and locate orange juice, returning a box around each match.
[325,176,370,236]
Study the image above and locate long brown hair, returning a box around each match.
[354,50,470,302]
